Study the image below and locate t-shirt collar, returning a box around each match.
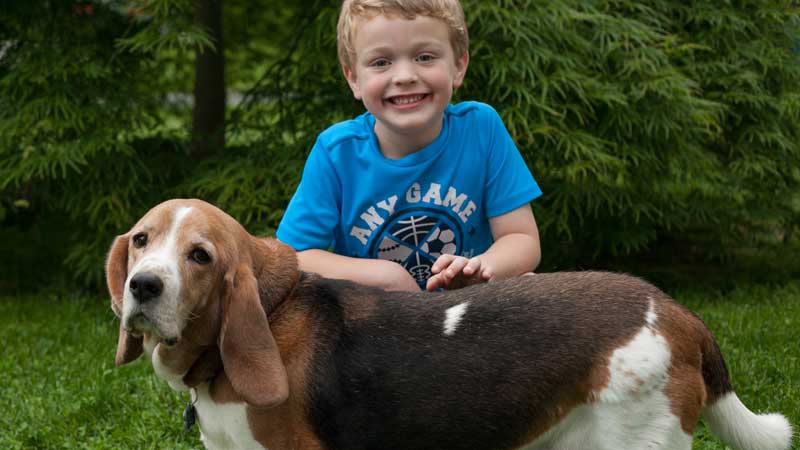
[364,105,451,167]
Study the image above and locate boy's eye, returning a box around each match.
[416,54,436,63]
[370,59,390,68]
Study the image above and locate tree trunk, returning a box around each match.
[191,0,225,159]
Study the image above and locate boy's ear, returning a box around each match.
[453,51,470,89]
[343,65,362,100]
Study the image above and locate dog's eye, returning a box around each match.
[190,248,211,265]
[133,233,148,248]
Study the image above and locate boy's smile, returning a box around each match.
[343,14,469,159]
[387,93,428,107]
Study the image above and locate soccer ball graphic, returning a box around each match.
[421,227,457,257]
[372,210,462,286]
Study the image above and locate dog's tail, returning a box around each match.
[700,334,793,450]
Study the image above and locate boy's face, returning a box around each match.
[343,14,469,153]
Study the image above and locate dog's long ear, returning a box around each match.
[115,322,144,366]
[220,263,289,408]
[106,234,130,313]
[253,238,300,310]
[106,234,144,366]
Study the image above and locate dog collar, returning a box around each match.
[183,388,198,431]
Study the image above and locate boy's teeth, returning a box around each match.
[392,95,424,105]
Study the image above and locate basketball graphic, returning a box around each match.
[370,208,463,288]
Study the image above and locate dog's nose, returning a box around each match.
[129,272,164,302]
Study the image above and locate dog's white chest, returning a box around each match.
[195,385,266,450]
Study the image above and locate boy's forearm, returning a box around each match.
[296,249,420,292]
[479,233,541,280]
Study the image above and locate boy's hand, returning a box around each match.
[426,255,494,291]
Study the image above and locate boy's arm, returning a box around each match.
[426,204,540,291]
[296,249,420,292]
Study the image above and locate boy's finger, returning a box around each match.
[445,257,469,277]
[431,254,455,273]
[462,257,482,276]
[426,274,444,291]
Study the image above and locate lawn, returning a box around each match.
[1,282,797,449]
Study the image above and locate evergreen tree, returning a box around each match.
[1,0,798,291]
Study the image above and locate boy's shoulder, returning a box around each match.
[316,112,373,151]
[447,100,501,121]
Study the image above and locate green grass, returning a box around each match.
[0,284,798,449]
[0,295,201,449]
[676,283,800,450]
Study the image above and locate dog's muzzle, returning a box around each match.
[129,271,164,303]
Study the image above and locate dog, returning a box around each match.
[106,199,792,450]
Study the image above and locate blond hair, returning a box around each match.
[337,0,469,69]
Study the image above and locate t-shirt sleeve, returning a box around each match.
[481,105,542,218]
[276,138,342,250]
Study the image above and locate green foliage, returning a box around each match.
[1,0,799,290]
[116,0,212,54]
[0,1,200,289]
[458,0,800,268]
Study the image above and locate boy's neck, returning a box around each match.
[373,117,444,160]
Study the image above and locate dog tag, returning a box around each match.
[183,402,197,431]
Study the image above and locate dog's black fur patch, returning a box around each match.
[302,272,663,450]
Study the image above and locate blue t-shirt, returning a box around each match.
[277,101,542,289]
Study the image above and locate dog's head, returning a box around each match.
[105,198,296,407]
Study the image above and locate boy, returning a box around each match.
[277,0,542,292]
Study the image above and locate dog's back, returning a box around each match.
[283,271,789,450]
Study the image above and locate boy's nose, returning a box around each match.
[392,61,419,84]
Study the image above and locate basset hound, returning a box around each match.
[106,199,792,450]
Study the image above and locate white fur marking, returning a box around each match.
[703,392,793,450]
[443,302,469,336]
[122,206,194,338]
[150,342,189,391]
[646,296,658,326]
[526,398,692,450]
[195,384,267,450]
[129,206,192,276]
[600,325,671,403]
[527,325,689,450]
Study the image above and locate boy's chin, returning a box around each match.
[378,106,443,127]
[378,115,437,133]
